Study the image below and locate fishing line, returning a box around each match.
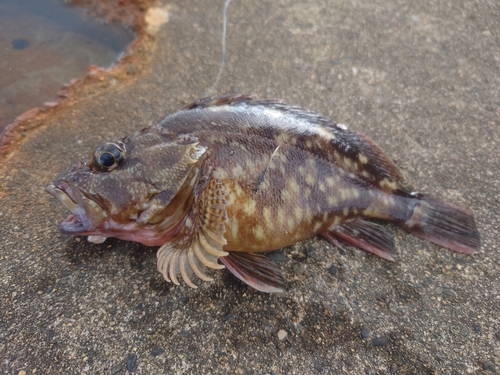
[206,0,233,96]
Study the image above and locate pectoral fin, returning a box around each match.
[156,180,229,288]
[220,252,285,293]
[322,220,395,261]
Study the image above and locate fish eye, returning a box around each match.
[98,151,116,167]
[90,142,126,172]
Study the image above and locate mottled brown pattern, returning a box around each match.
[46,95,480,292]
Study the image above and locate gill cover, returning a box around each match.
[132,133,208,225]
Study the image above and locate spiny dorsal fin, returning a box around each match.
[181,94,255,110]
[182,95,402,183]
[182,95,333,125]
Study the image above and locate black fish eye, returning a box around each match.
[91,142,126,172]
[98,151,116,167]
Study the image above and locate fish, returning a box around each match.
[46,95,480,292]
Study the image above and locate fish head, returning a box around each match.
[46,128,207,245]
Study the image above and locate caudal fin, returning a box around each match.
[401,194,480,254]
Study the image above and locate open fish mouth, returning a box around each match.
[46,180,107,235]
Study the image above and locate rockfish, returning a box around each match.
[46,95,480,292]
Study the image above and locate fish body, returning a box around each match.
[46,95,480,292]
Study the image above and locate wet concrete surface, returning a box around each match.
[1,0,499,373]
[0,0,134,134]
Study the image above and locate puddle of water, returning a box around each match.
[0,0,134,134]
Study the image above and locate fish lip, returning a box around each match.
[46,180,106,234]
[46,180,79,214]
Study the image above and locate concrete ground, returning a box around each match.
[1,0,499,373]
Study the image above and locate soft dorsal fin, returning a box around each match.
[326,126,403,183]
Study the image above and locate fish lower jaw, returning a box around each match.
[59,214,89,234]
[58,216,182,247]
[48,180,107,233]
[104,219,184,246]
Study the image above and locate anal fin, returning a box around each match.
[220,252,285,293]
[322,220,395,261]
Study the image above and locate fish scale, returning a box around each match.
[46,95,480,293]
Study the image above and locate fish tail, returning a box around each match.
[397,191,480,254]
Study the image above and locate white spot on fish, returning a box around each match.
[306,174,315,185]
[232,164,244,178]
[213,167,228,179]
[327,196,338,206]
[328,216,342,230]
[380,178,398,190]
[314,221,322,232]
[243,199,257,215]
[382,195,395,207]
[253,225,265,240]
[289,179,300,194]
[231,217,239,238]
[303,187,312,199]
[234,183,244,197]
[340,189,348,200]
[277,207,286,226]
[316,126,335,140]
[358,153,368,164]
[263,207,274,230]
[281,189,291,201]
[294,207,303,221]
[344,157,353,168]
[275,132,290,144]
[226,192,237,205]
[363,207,376,216]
